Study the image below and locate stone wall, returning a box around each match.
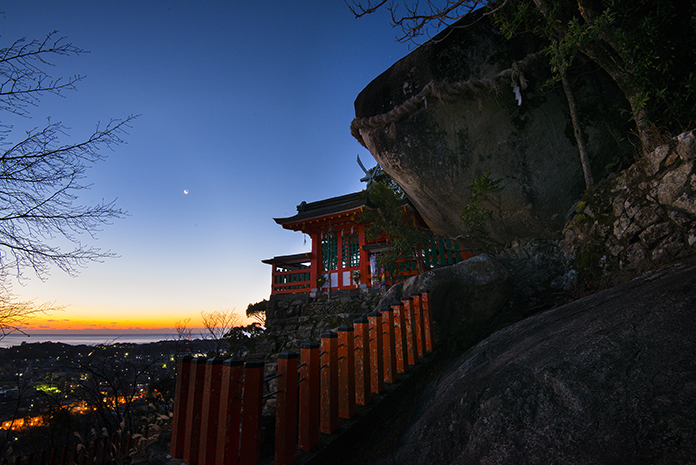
[257,287,384,354]
[563,130,696,276]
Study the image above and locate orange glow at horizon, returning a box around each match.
[23,307,253,332]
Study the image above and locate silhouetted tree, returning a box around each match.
[0,31,135,338]
[200,309,241,357]
[71,345,158,436]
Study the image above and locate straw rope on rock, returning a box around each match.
[350,52,541,147]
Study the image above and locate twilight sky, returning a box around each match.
[1,1,411,334]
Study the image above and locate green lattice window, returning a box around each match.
[322,235,338,271]
[342,232,360,268]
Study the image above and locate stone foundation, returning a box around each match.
[257,287,384,354]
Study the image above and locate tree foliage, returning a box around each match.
[348,0,696,152]
[460,170,511,247]
[245,299,267,327]
[360,177,431,280]
[0,31,135,338]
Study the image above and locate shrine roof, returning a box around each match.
[273,192,370,227]
[261,252,313,265]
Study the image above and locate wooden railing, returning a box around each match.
[272,269,311,294]
[423,238,473,269]
[169,291,434,465]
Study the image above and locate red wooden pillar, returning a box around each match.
[170,356,192,457]
[353,316,371,405]
[337,326,356,418]
[59,446,68,465]
[239,360,264,465]
[402,297,419,366]
[421,290,434,351]
[380,307,397,384]
[335,231,344,290]
[87,440,98,465]
[391,301,408,374]
[183,358,207,465]
[310,232,321,292]
[298,342,320,451]
[411,293,425,358]
[320,331,339,434]
[199,358,224,465]
[367,311,384,394]
[67,446,79,465]
[357,225,370,287]
[275,352,299,465]
[99,437,108,465]
[216,358,244,465]
[81,440,91,465]
[70,443,79,465]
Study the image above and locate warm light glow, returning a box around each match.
[22,305,253,332]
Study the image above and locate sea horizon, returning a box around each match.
[0,330,204,349]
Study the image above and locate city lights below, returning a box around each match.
[0,393,149,432]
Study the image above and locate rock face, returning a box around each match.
[392,257,696,464]
[378,254,512,349]
[352,12,632,246]
[563,129,696,274]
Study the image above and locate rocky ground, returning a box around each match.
[322,255,696,464]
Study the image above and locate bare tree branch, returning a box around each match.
[200,309,241,357]
[0,286,62,340]
[0,32,86,117]
[0,116,136,282]
[0,30,135,337]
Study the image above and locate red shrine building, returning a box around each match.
[263,192,473,296]
[262,192,372,295]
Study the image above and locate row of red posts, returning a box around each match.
[169,291,433,465]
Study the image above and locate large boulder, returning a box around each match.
[392,257,696,464]
[352,11,633,246]
[378,254,512,349]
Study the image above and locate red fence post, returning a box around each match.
[199,357,224,465]
[99,437,108,465]
[88,439,98,465]
[421,290,434,352]
[353,316,371,406]
[320,331,339,434]
[239,360,265,465]
[70,444,79,465]
[367,311,384,394]
[275,352,299,465]
[298,342,320,451]
[183,358,207,465]
[391,301,408,374]
[59,446,68,465]
[380,307,397,384]
[216,358,244,465]
[411,293,425,358]
[337,326,356,419]
[402,297,418,367]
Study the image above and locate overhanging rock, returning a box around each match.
[352,11,633,246]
